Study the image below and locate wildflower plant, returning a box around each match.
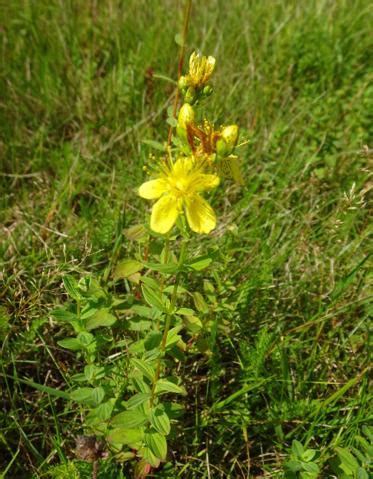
[54,22,243,478]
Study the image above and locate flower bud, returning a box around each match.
[202,85,213,97]
[216,138,230,157]
[178,103,195,130]
[178,75,190,90]
[221,125,239,150]
[184,86,197,104]
[188,52,216,88]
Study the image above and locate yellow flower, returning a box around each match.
[187,51,216,89]
[139,157,219,235]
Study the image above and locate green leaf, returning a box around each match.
[292,440,305,457]
[149,406,171,435]
[302,462,320,474]
[131,358,156,382]
[80,306,98,320]
[144,332,162,350]
[71,372,86,382]
[192,292,209,314]
[186,255,213,271]
[166,116,178,127]
[84,365,105,382]
[145,262,179,274]
[302,449,316,462]
[177,308,195,316]
[93,399,114,420]
[86,308,117,330]
[51,308,77,323]
[57,338,82,351]
[163,284,188,294]
[129,339,146,355]
[165,327,182,348]
[53,308,82,333]
[111,409,147,429]
[351,446,366,464]
[335,447,359,474]
[124,224,148,242]
[183,315,203,333]
[126,393,151,409]
[354,435,370,454]
[286,460,303,472]
[155,379,186,396]
[91,387,105,405]
[357,467,369,479]
[132,376,151,394]
[63,276,82,301]
[141,446,160,468]
[130,305,156,319]
[141,276,160,289]
[128,317,152,332]
[77,332,95,348]
[141,283,167,312]
[361,426,373,442]
[144,349,161,362]
[145,430,167,461]
[70,386,105,406]
[107,427,144,446]
[113,259,143,279]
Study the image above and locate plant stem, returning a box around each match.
[150,239,187,405]
[92,460,98,479]
[167,0,192,146]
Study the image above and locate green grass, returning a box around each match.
[1,0,372,477]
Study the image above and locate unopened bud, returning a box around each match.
[178,103,195,130]
[202,85,213,97]
[184,86,197,104]
[216,138,230,157]
[178,75,190,90]
[221,125,239,150]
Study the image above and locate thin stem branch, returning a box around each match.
[167,0,193,146]
[92,460,98,479]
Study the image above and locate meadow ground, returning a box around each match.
[0,0,372,477]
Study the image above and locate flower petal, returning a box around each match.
[150,194,180,234]
[201,56,215,84]
[185,194,216,234]
[139,179,168,199]
[194,173,220,191]
[189,51,199,76]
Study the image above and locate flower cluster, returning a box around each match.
[178,51,215,104]
[139,52,242,235]
[177,103,239,159]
